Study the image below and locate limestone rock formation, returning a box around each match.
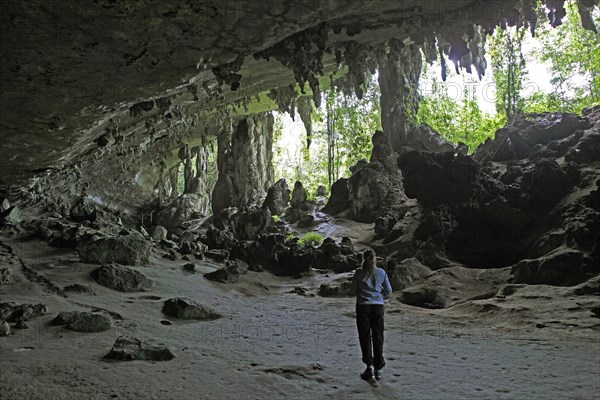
[90,264,154,292]
[104,336,175,362]
[77,234,151,266]
[51,311,112,333]
[162,298,221,320]
[263,179,290,216]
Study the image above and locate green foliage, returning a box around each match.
[298,232,324,247]
[274,77,380,195]
[416,64,505,152]
[488,25,528,121]
[272,215,281,223]
[285,232,297,242]
[526,0,600,114]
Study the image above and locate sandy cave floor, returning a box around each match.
[0,234,599,400]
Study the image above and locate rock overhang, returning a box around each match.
[1,0,594,205]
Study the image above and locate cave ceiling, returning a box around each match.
[0,0,592,203]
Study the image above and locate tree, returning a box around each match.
[526,0,600,113]
[488,24,528,122]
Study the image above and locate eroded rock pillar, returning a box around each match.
[378,43,422,151]
[212,112,274,213]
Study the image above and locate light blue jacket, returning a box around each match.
[351,267,393,305]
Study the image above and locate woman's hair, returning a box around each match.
[362,248,376,269]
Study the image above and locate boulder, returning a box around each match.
[63,283,96,295]
[270,245,314,276]
[398,285,445,309]
[204,249,230,262]
[322,178,351,215]
[212,175,236,214]
[90,264,154,292]
[202,226,235,249]
[150,226,168,241]
[318,283,352,297]
[316,185,327,196]
[573,275,600,296]
[565,132,600,165]
[262,178,290,216]
[51,311,111,332]
[511,248,596,286]
[183,263,197,272]
[0,320,10,337]
[385,258,432,291]
[162,298,221,320]
[0,303,47,322]
[154,194,205,229]
[231,206,272,240]
[290,181,308,210]
[204,260,247,283]
[77,234,151,265]
[0,206,22,225]
[104,336,175,361]
[0,198,10,212]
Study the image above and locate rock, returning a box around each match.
[183,263,197,272]
[150,226,168,241]
[0,320,10,337]
[204,260,247,283]
[512,248,596,286]
[398,285,445,309]
[205,249,230,262]
[340,237,354,254]
[315,238,359,273]
[51,311,112,332]
[248,263,264,272]
[350,159,369,174]
[290,181,308,210]
[63,283,96,295]
[0,206,22,225]
[565,132,600,165]
[231,206,272,240]
[153,194,206,229]
[0,303,48,322]
[348,164,392,222]
[263,178,290,216]
[203,226,235,249]
[573,275,600,296]
[318,282,352,297]
[322,178,351,215]
[398,151,478,207]
[162,298,222,320]
[0,198,10,212]
[77,234,151,265]
[212,175,236,214]
[297,214,315,228]
[316,185,327,196]
[0,267,15,285]
[474,112,592,162]
[104,336,175,361]
[270,245,314,276]
[69,198,99,222]
[90,264,154,292]
[385,258,432,291]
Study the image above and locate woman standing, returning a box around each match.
[351,248,392,381]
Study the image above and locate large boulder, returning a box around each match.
[0,206,22,226]
[90,264,154,292]
[162,298,222,320]
[262,178,290,216]
[270,245,314,276]
[231,206,272,240]
[150,226,168,241]
[154,194,205,229]
[51,311,112,332]
[511,248,596,286]
[565,132,600,165]
[0,303,47,322]
[290,181,308,210]
[204,259,248,283]
[77,234,151,265]
[104,336,175,361]
[322,178,351,215]
[0,267,15,285]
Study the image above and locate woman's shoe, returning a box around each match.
[360,366,373,381]
[374,370,383,380]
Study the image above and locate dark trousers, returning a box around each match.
[356,304,385,370]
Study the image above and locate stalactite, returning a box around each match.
[296,97,313,149]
